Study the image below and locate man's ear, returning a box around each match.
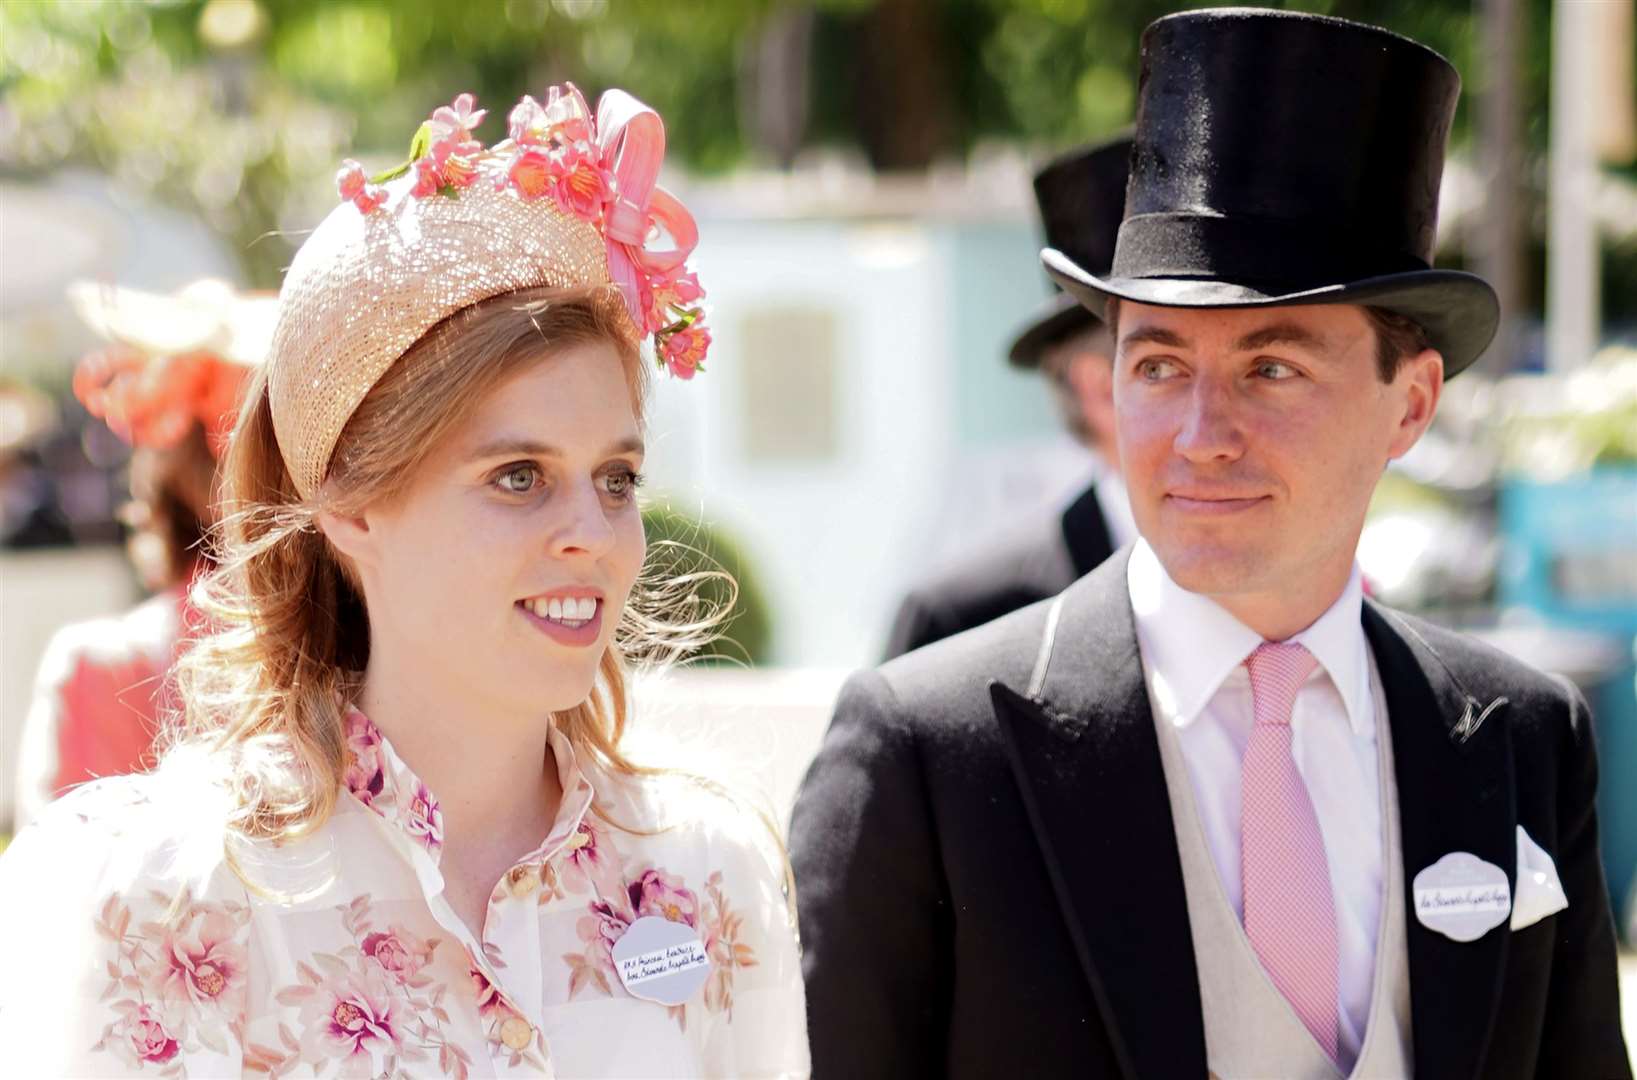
[314,509,375,571]
[1386,347,1445,461]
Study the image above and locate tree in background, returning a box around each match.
[2,0,1630,306]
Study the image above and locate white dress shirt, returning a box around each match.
[1127,539,1388,1070]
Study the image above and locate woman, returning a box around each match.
[0,85,807,1077]
[12,280,273,829]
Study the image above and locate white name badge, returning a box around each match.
[1412,851,1511,942]
[612,915,712,1006]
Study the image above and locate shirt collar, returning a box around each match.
[340,706,597,865]
[1126,538,1373,736]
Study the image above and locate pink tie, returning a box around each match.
[1241,641,1340,1062]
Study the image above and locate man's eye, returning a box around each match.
[496,464,541,494]
[1255,360,1299,380]
[1137,358,1178,381]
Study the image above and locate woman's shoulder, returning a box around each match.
[2,755,246,909]
[0,763,256,1067]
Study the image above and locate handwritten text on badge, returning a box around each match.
[612,915,712,1006]
[1412,851,1511,942]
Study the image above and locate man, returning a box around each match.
[791,9,1631,1079]
[883,137,1136,659]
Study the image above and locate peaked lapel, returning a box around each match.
[990,551,1207,1080]
[1365,602,1515,1080]
[1060,484,1116,579]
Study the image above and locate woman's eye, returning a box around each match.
[495,463,542,494]
[602,469,644,501]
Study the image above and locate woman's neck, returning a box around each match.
[355,658,563,866]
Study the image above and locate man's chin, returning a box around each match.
[1152,539,1273,599]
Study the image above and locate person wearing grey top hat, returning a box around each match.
[882,137,1136,661]
[792,9,1630,1079]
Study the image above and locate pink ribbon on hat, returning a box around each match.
[596,90,699,330]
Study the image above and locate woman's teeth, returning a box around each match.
[527,596,598,625]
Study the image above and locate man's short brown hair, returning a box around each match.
[1361,306,1433,382]
[1103,297,1431,383]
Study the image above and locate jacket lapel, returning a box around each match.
[1365,602,1515,1080]
[990,552,1207,1080]
[1060,484,1117,578]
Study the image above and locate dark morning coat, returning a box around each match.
[791,551,1631,1080]
[882,484,1114,660]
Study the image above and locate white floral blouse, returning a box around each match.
[0,708,810,1078]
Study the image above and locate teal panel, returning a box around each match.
[948,221,1061,445]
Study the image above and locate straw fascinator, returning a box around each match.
[267,84,710,501]
[69,278,277,456]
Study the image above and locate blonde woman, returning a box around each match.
[0,86,808,1077]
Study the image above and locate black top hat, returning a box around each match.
[1042,8,1498,376]
[1007,136,1132,368]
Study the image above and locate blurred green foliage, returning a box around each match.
[639,502,774,666]
[0,0,1625,294]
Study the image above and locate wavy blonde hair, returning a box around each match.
[168,284,728,858]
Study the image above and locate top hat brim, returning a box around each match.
[1042,248,1499,378]
[1007,292,1103,368]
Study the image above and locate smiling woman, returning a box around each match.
[0,86,808,1077]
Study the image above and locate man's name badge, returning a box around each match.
[1413,851,1511,942]
[612,916,712,1006]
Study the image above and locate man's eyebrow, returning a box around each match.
[462,436,645,462]
[1119,326,1192,351]
[1232,322,1330,354]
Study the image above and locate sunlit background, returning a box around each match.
[2,0,1635,1020]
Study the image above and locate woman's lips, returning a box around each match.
[517,596,603,647]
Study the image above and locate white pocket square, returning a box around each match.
[1511,825,1569,930]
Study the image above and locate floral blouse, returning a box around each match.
[0,708,809,1078]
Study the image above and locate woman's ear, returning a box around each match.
[314,509,376,571]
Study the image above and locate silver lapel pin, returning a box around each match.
[1452,695,1509,744]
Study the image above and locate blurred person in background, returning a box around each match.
[11,280,274,830]
[792,10,1630,1079]
[883,138,1136,659]
[0,84,807,1076]
[0,379,73,549]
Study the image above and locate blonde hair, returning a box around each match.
[169,284,709,856]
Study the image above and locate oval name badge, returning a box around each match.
[1412,851,1511,942]
[611,915,713,1006]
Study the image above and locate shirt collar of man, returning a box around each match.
[1126,538,1373,736]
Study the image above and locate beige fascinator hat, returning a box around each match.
[267,84,711,500]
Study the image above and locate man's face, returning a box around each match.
[1113,301,1442,608]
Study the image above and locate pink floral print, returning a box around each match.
[20,711,806,1075]
[90,888,250,1069]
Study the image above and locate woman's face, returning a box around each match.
[336,341,646,718]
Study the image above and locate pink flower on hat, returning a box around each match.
[507,148,553,201]
[409,157,442,198]
[323,83,716,383]
[541,83,595,146]
[335,159,386,214]
[550,149,613,224]
[508,94,550,146]
[652,268,704,314]
[430,91,487,142]
[661,322,711,381]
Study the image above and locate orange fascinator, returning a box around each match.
[68,279,277,457]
